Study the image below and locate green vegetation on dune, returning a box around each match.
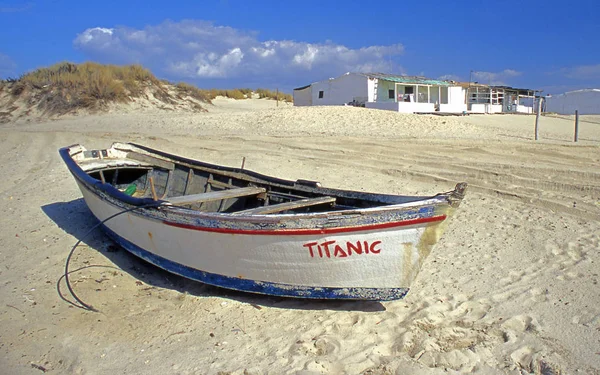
[205,87,292,102]
[1,61,293,117]
[256,88,293,103]
[6,62,177,113]
[16,62,159,102]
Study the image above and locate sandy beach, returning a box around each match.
[1,98,599,374]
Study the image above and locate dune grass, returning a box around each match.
[256,88,293,102]
[17,61,159,99]
[3,61,293,116]
[8,62,168,112]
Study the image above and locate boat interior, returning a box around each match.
[76,145,430,215]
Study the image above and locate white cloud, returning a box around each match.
[74,19,404,88]
[438,74,461,81]
[471,69,521,85]
[561,64,600,80]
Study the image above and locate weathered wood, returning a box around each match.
[208,178,236,189]
[149,176,158,201]
[161,170,173,199]
[235,196,336,215]
[183,168,194,195]
[535,97,542,140]
[166,186,266,205]
[574,110,579,142]
[127,152,175,171]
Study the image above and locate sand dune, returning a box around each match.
[1,101,599,374]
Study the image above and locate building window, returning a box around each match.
[388,89,395,99]
[318,91,324,99]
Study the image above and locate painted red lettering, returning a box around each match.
[333,244,347,257]
[346,241,362,255]
[369,240,382,254]
[304,239,382,258]
[303,242,319,258]
[321,240,336,258]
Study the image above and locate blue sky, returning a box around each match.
[1,0,599,93]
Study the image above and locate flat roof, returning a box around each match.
[361,72,453,86]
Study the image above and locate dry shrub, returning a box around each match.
[8,61,189,115]
[206,88,251,100]
[256,88,293,102]
[175,82,212,102]
[225,89,245,99]
[3,61,296,117]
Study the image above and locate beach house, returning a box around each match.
[545,89,600,115]
[293,72,467,114]
[464,83,538,114]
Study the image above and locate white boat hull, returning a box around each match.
[78,181,447,300]
[60,142,465,300]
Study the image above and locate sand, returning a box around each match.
[1,98,599,374]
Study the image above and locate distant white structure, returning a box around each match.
[293,72,468,113]
[545,89,600,115]
[465,84,538,114]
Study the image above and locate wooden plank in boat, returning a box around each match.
[166,186,266,205]
[236,196,336,215]
[127,152,175,171]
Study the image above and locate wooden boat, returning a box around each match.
[59,142,466,301]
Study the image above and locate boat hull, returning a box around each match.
[77,181,448,300]
[60,142,465,301]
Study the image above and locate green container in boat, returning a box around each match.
[124,184,137,196]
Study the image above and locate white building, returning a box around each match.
[465,84,538,114]
[293,72,468,113]
[545,89,600,115]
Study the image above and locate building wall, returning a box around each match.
[448,87,465,105]
[376,80,397,102]
[292,86,312,106]
[310,73,369,106]
[545,90,600,115]
[440,103,467,113]
[440,87,467,112]
[515,105,533,114]
[367,79,376,102]
[366,102,435,113]
[470,103,486,113]
[469,103,503,113]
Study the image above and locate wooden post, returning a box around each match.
[535,97,542,141]
[149,176,158,201]
[276,88,279,107]
[574,110,579,142]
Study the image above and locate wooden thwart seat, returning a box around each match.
[236,196,336,215]
[166,187,266,206]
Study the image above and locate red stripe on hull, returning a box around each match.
[163,215,447,236]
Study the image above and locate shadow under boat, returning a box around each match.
[42,199,386,312]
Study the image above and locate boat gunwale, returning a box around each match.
[60,143,464,224]
[73,175,449,235]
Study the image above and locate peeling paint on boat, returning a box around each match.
[59,142,467,300]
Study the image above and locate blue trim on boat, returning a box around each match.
[100,224,409,301]
[59,146,157,207]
